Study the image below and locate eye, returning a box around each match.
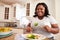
[37,8,44,11]
[37,8,39,10]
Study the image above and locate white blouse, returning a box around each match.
[28,15,57,38]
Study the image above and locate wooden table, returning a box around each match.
[0,34,15,40]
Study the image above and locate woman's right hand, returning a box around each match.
[26,27,32,33]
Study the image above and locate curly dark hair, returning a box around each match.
[33,3,50,17]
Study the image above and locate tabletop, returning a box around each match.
[0,28,50,40]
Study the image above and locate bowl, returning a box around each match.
[0,27,12,35]
[0,30,12,35]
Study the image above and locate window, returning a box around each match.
[4,7,9,19]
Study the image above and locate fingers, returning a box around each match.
[26,27,32,32]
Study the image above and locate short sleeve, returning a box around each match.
[43,20,51,27]
[48,16,57,24]
[20,17,30,27]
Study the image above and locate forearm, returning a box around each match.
[51,24,59,34]
[51,28,59,34]
[44,25,52,33]
[44,25,59,34]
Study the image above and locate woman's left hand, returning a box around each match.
[51,28,59,34]
[51,24,59,34]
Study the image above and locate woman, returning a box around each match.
[26,3,59,40]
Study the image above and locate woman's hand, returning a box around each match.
[51,24,59,34]
[26,27,32,33]
[51,28,59,34]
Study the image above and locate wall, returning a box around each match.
[0,2,5,20]
[55,0,60,27]
[0,2,15,26]
[0,2,14,20]
[0,4,4,26]
[0,2,26,27]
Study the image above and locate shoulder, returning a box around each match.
[48,15,54,18]
[47,15,57,24]
[46,15,55,20]
[47,15,55,20]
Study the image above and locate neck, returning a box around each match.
[38,16,44,20]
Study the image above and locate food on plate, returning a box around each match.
[0,27,12,32]
[27,34,40,39]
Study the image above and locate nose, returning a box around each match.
[38,9,41,12]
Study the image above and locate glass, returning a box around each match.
[23,24,26,34]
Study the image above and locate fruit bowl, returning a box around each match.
[0,31,12,35]
[0,27,12,35]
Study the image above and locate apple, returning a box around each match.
[34,22,38,26]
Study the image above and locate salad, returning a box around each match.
[27,34,40,39]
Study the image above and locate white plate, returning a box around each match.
[21,33,46,40]
[0,31,12,35]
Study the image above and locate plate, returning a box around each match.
[21,33,46,40]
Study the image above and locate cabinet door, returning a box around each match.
[26,3,30,16]
[4,7,9,19]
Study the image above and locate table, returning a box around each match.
[0,34,15,40]
[0,28,50,40]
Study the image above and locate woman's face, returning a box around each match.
[36,5,45,17]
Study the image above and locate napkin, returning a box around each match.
[15,34,26,40]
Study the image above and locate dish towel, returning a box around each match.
[15,34,26,40]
